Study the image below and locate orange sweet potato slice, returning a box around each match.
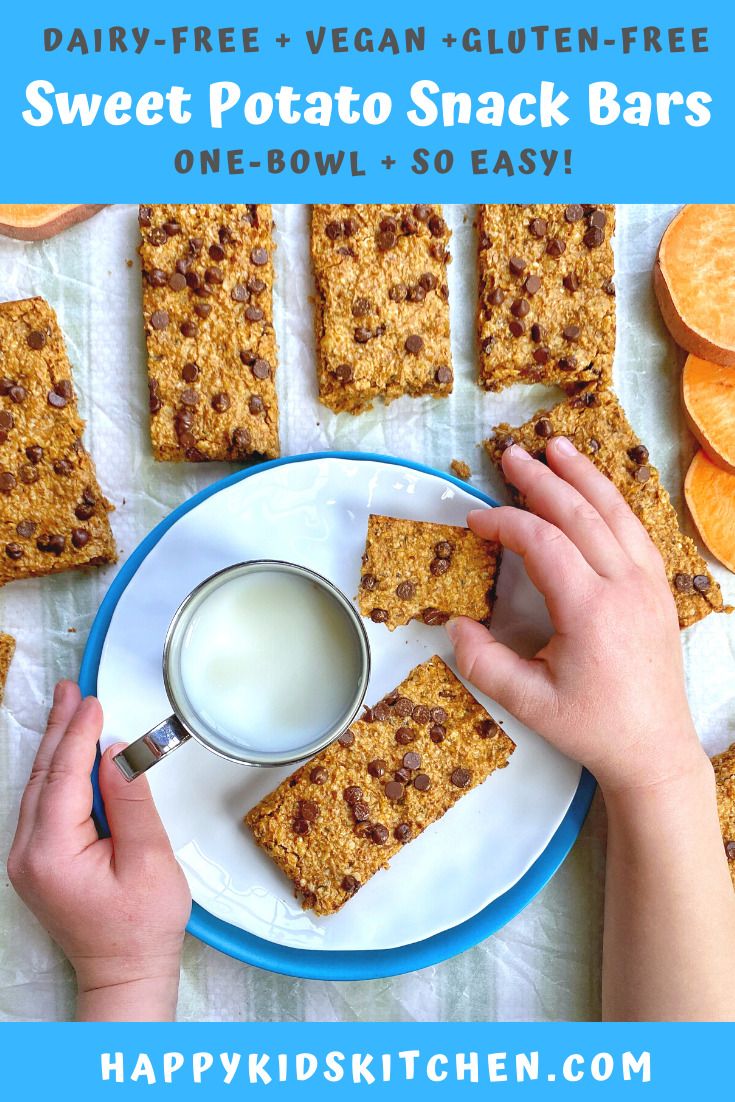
[682,354,735,474]
[0,204,105,241]
[685,449,735,574]
[655,205,735,365]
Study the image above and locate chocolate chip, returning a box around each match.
[24,445,42,465]
[181,388,199,408]
[37,533,65,555]
[16,520,35,538]
[524,275,542,295]
[204,266,224,286]
[231,427,252,455]
[509,256,527,276]
[310,766,327,784]
[343,786,362,805]
[535,418,554,438]
[393,768,410,785]
[395,727,415,745]
[412,704,430,724]
[249,395,264,415]
[436,365,452,385]
[430,707,447,724]
[251,247,269,266]
[533,347,550,365]
[481,337,494,355]
[589,209,607,230]
[403,751,421,771]
[212,392,230,413]
[419,272,437,291]
[477,719,498,738]
[451,767,471,788]
[147,227,167,246]
[180,321,198,339]
[414,773,431,792]
[341,875,360,895]
[354,327,373,344]
[584,226,604,249]
[370,824,389,845]
[488,288,505,307]
[325,221,342,240]
[377,229,397,250]
[194,303,212,319]
[162,220,181,236]
[334,363,354,384]
[168,272,187,292]
[248,276,266,294]
[693,574,711,593]
[385,780,405,801]
[352,800,370,822]
[725,841,735,861]
[0,472,16,493]
[394,823,412,843]
[0,411,13,432]
[338,729,355,747]
[530,323,544,343]
[368,759,387,778]
[27,330,46,350]
[251,358,271,380]
[546,238,566,258]
[634,465,651,483]
[628,445,649,464]
[511,298,530,318]
[370,608,388,623]
[361,573,377,590]
[529,217,547,237]
[558,356,577,372]
[9,385,26,404]
[674,573,693,593]
[509,319,525,338]
[228,283,249,303]
[430,724,446,744]
[588,439,600,455]
[71,528,90,549]
[422,607,449,626]
[602,278,616,296]
[138,206,152,227]
[5,540,24,560]
[396,580,415,600]
[394,696,414,718]
[245,305,264,322]
[298,799,320,823]
[53,458,74,477]
[563,273,580,292]
[150,310,169,330]
[430,557,449,577]
[405,334,424,354]
[179,363,197,384]
[413,204,432,221]
[75,503,94,521]
[564,204,584,223]
[563,324,580,342]
[435,540,453,559]
[389,283,408,302]
[372,702,391,722]
[352,297,372,318]
[292,819,310,837]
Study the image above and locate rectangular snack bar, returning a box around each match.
[0,633,14,702]
[485,388,724,629]
[357,514,501,631]
[246,655,515,915]
[139,203,279,461]
[0,298,115,585]
[712,744,735,888]
[477,203,616,392]
[311,204,452,414]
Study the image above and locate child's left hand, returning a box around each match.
[8,680,191,1021]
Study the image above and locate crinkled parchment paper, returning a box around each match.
[0,205,732,1022]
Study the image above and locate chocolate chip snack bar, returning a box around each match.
[713,744,735,888]
[139,204,279,461]
[311,204,452,414]
[0,298,115,585]
[246,655,515,915]
[0,633,14,702]
[485,388,724,629]
[357,514,501,631]
[477,204,616,392]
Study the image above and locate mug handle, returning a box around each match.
[113,715,191,781]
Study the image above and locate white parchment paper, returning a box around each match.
[0,205,732,1022]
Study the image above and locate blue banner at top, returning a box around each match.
[0,0,733,201]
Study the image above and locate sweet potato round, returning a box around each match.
[685,449,735,574]
[655,204,735,365]
[682,354,735,474]
[0,204,106,241]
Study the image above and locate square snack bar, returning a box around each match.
[712,744,735,889]
[357,514,501,631]
[485,388,724,629]
[0,298,115,585]
[139,203,279,461]
[477,204,616,392]
[246,655,515,915]
[0,633,14,702]
[311,204,452,414]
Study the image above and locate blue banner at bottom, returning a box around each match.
[0,1022,729,1097]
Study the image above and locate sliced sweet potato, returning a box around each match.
[685,449,735,574]
[682,354,735,474]
[0,204,105,241]
[655,205,735,365]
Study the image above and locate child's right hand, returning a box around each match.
[447,436,709,797]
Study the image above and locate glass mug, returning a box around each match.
[113,560,371,780]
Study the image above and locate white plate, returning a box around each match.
[97,455,580,953]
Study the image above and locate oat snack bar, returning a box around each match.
[713,744,735,888]
[311,204,452,414]
[485,388,723,629]
[246,655,515,915]
[357,514,501,631]
[0,633,14,702]
[477,204,616,392]
[0,298,115,585]
[139,203,279,461]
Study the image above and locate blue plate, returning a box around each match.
[81,450,595,980]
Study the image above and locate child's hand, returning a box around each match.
[8,681,191,1021]
[447,437,708,797]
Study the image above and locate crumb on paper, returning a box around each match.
[450,459,471,481]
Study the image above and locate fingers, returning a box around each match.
[501,445,626,577]
[34,696,103,849]
[99,744,173,874]
[447,618,554,727]
[544,436,660,567]
[467,505,596,632]
[13,680,82,851]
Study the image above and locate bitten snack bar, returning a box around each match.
[485,388,724,629]
[712,744,735,889]
[0,298,115,585]
[0,633,14,702]
[357,514,501,631]
[477,204,616,392]
[139,203,279,461]
[246,655,515,915]
[311,204,452,414]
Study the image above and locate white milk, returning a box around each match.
[178,570,362,754]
